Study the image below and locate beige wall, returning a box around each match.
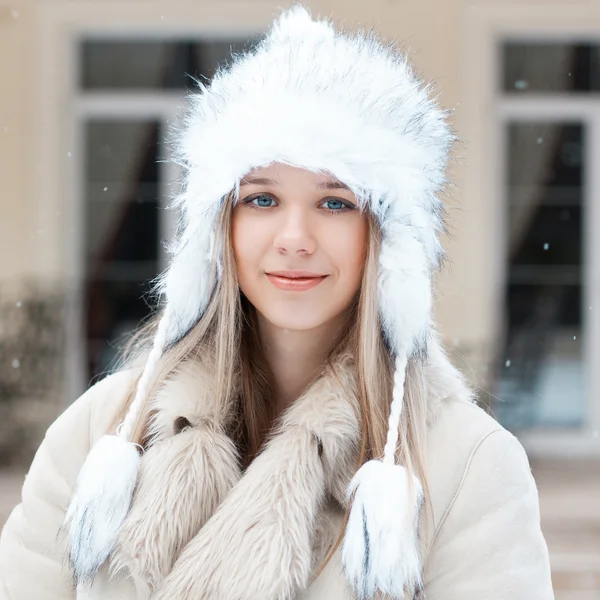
[2,0,600,384]
[0,5,36,284]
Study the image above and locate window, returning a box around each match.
[494,41,598,432]
[497,121,586,428]
[77,37,253,382]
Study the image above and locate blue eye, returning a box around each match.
[250,194,275,208]
[324,199,345,210]
[244,194,273,208]
[321,198,356,214]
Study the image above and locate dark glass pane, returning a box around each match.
[502,43,600,93]
[86,279,155,378]
[494,123,586,429]
[506,123,583,272]
[84,119,160,380]
[80,38,258,90]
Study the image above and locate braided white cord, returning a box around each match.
[382,352,408,465]
[118,305,173,441]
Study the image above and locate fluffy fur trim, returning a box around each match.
[150,426,326,600]
[154,5,454,351]
[63,435,140,586]
[276,351,361,507]
[109,358,243,594]
[145,357,240,443]
[110,426,241,596]
[147,355,362,600]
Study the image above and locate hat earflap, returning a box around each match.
[341,352,424,600]
[63,306,174,586]
[341,222,429,599]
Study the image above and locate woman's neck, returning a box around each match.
[256,311,350,416]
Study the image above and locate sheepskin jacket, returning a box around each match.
[0,342,554,599]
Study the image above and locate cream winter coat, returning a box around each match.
[0,342,554,599]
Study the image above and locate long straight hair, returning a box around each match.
[110,190,432,578]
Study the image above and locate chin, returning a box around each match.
[257,304,332,332]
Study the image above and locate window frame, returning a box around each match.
[490,29,600,456]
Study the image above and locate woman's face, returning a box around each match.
[231,163,368,332]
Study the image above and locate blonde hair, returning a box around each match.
[110,190,432,578]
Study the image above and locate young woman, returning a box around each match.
[0,6,554,600]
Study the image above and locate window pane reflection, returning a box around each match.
[84,120,160,380]
[503,43,600,93]
[80,39,258,90]
[495,123,586,429]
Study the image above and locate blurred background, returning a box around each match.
[0,0,599,597]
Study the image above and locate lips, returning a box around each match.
[267,270,327,279]
[266,273,327,291]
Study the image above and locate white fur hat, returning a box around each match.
[64,5,454,598]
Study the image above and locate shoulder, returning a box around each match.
[425,397,533,535]
[6,368,140,519]
[86,369,140,442]
[421,398,553,597]
[44,368,140,458]
[427,395,505,458]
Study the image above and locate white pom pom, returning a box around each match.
[341,459,423,600]
[64,434,141,586]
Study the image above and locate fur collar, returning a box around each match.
[108,338,471,599]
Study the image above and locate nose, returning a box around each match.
[273,206,317,255]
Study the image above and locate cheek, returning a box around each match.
[231,210,273,296]
[334,220,368,291]
[231,212,256,286]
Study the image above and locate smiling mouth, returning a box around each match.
[266,273,328,291]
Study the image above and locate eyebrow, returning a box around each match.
[239,176,351,191]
